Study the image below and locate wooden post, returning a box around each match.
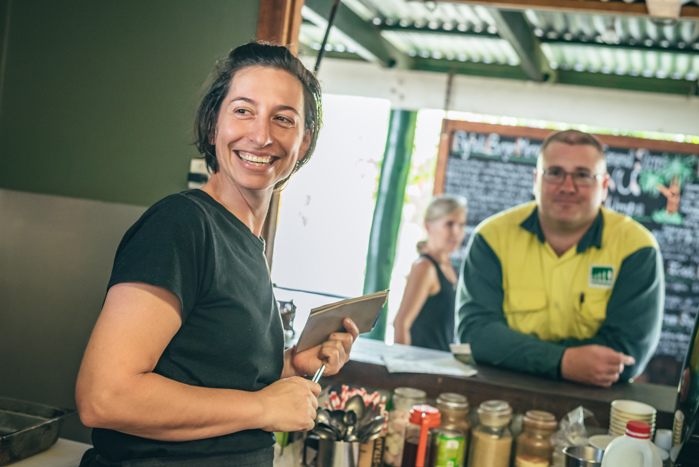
[256,0,304,269]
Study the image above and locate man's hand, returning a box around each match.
[561,345,635,387]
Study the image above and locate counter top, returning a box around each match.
[324,337,677,430]
[7,438,91,466]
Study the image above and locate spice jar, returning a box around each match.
[514,410,557,467]
[402,404,441,467]
[433,393,470,467]
[384,387,427,467]
[467,400,513,467]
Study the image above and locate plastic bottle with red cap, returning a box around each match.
[401,404,442,467]
[601,420,662,467]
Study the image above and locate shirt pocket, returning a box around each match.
[504,288,548,337]
[575,289,609,338]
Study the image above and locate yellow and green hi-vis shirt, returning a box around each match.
[457,201,664,380]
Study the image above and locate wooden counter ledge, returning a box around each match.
[323,338,677,430]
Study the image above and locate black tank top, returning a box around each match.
[409,254,457,352]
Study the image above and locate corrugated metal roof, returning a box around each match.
[300,0,699,94]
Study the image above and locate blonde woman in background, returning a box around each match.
[393,195,467,351]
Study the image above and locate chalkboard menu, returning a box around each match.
[435,120,699,385]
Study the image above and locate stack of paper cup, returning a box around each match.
[609,400,656,438]
[672,410,684,447]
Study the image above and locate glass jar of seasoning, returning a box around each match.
[433,393,470,467]
[402,404,441,467]
[384,387,427,467]
[467,400,513,467]
[514,410,557,467]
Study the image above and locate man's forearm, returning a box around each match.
[560,247,664,379]
[462,309,566,379]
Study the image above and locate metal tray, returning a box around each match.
[0,396,75,465]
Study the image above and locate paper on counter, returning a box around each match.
[382,352,477,377]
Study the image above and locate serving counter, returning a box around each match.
[7,438,91,466]
[322,338,677,431]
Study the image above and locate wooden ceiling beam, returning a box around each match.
[304,0,409,68]
[421,0,699,19]
[555,68,699,95]
[412,57,531,80]
[488,9,547,81]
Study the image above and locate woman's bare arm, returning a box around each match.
[393,259,439,345]
[75,282,320,441]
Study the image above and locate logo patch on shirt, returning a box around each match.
[589,265,615,288]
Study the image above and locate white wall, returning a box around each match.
[310,58,699,136]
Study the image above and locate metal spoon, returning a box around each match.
[358,415,386,443]
[343,409,357,426]
[330,410,347,440]
[361,424,386,443]
[345,395,365,422]
[316,408,342,438]
[359,401,381,427]
[316,408,332,427]
[313,424,338,440]
[343,410,358,442]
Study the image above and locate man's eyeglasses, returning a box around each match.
[539,168,605,187]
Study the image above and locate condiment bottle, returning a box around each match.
[433,393,470,467]
[514,410,557,467]
[601,420,662,467]
[402,404,441,467]
[467,400,513,467]
[384,387,427,467]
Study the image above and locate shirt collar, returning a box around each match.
[520,206,604,253]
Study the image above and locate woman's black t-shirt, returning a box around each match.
[90,190,284,463]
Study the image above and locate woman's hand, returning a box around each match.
[284,318,359,378]
[260,318,358,432]
[257,377,321,432]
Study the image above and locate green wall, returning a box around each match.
[0,0,261,444]
[0,0,259,206]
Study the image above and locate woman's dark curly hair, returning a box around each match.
[194,41,322,190]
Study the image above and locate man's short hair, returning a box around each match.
[540,129,605,160]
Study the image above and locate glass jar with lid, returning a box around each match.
[384,387,427,467]
[433,393,470,467]
[514,410,557,467]
[467,399,513,467]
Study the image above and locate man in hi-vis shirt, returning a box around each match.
[457,129,664,387]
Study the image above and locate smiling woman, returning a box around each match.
[194,44,322,192]
[74,42,359,467]
[205,66,311,211]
